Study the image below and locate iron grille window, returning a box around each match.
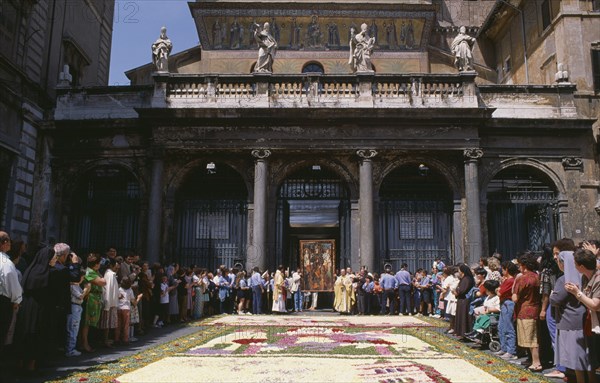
[302,62,324,74]
[279,167,347,200]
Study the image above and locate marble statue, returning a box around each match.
[254,22,278,73]
[151,26,172,72]
[349,23,375,72]
[451,26,476,72]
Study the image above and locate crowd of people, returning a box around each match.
[0,230,599,381]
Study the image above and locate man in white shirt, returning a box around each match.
[0,231,22,351]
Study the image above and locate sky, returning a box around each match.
[109,1,198,85]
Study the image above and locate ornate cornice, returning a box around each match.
[251,149,271,159]
[561,157,583,171]
[463,148,483,160]
[356,149,378,160]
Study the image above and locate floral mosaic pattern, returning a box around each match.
[47,315,554,383]
[187,326,447,358]
[359,362,452,383]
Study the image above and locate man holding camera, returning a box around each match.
[50,243,81,351]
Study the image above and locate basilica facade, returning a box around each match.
[42,0,600,274]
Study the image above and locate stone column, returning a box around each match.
[452,199,464,264]
[146,148,165,265]
[357,149,377,273]
[249,149,271,272]
[463,148,483,266]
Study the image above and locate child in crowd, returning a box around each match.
[158,275,170,327]
[66,271,91,357]
[418,269,432,316]
[116,277,135,345]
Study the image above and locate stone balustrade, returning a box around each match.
[53,73,580,120]
[153,72,478,108]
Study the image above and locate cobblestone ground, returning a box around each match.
[1,312,570,383]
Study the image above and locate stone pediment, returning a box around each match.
[189,2,435,52]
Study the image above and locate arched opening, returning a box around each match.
[68,166,141,255]
[302,62,324,74]
[378,163,453,273]
[486,165,559,259]
[174,163,248,270]
[276,165,350,294]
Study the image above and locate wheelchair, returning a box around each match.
[480,314,501,352]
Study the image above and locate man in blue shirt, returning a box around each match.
[250,267,264,314]
[379,267,398,315]
[395,263,412,315]
[362,274,374,315]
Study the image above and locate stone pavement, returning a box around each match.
[0,312,569,383]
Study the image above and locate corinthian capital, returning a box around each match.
[463,148,483,160]
[251,149,271,159]
[356,149,378,160]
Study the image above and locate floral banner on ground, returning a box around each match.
[205,313,435,328]
[48,315,553,383]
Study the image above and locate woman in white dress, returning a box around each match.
[441,266,460,333]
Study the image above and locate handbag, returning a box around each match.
[584,309,593,336]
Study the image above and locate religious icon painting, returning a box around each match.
[299,239,335,292]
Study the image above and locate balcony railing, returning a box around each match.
[153,72,478,109]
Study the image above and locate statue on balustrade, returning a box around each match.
[451,26,476,72]
[348,23,375,72]
[151,26,172,72]
[254,22,278,73]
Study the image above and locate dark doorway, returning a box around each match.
[276,165,350,277]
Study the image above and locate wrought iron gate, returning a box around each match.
[379,200,452,273]
[175,199,247,270]
[487,166,558,258]
[69,169,140,255]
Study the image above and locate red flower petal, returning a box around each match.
[519,378,528,382]
[486,361,493,364]
[78,379,88,382]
